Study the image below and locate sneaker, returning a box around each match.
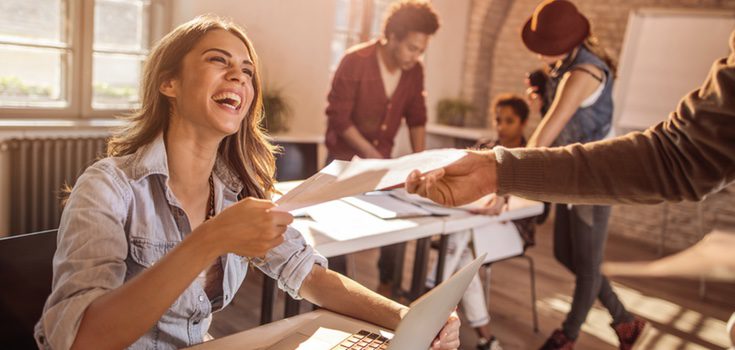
[477,336,502,350]
[612,316,647,350]
[539,329,575,350]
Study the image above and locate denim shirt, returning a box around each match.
[548,46,614,146]
[34,134,327,350]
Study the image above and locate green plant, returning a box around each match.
[261,89,293,133]
[0,75,52,98]
[93,82,137,101]
[436,98,474,127]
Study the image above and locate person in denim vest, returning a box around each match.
[34,15,461,350]
[519,2,646,349]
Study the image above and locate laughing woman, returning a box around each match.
[34,16,460,350]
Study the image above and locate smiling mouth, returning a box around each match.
[212,92,242,111]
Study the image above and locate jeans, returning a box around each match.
[554,204,632,339]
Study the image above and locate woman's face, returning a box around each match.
[162,29,255,137]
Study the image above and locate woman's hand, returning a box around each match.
[431,311,461,349]
[202,197,293,258]
[470,194,507,216]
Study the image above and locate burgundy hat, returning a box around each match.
[521,0,590,56]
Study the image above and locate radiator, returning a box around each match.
[3,137,108,235]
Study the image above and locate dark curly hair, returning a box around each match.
[382,0,440,40]
[493,94,530,123]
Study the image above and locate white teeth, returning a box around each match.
[212,92,242,109]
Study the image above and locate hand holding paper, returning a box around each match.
[404,150,499,207]
[274,149,467,212]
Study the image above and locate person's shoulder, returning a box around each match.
[344,40,378,59]
[82,155,137,190]
[67,155,135,207]
[334,41,378,77]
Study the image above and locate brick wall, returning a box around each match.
[460,0,735,250]
[608,184,735,252]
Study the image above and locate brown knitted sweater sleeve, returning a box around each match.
[494,33,735,205]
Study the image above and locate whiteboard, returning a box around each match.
[613,9,735,132]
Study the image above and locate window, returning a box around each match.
[0,0,169,118]
[0,0,70,109]
[330,0,399,71]
[92,0,151,110]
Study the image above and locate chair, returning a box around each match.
[472,222,539,333]
[0,229,58,349]
[432,222,539,333]
[274,141,319,182]
[480,253,539,333]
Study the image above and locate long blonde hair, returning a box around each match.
[107,15,277,199]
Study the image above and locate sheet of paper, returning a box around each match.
[305,200,418,241]
[274,149,467,213]
[341,193,434,219]
[337,148,467,190]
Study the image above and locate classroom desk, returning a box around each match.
[260,205,446,324]
[260,184,544,324]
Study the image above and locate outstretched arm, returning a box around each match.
[407,35,735,206]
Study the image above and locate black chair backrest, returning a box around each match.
[274,141,318,182]
[0,229,58,349]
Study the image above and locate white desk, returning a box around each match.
[261,184,544,324]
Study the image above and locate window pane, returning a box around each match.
[94,0,149,52]
[334,0,350,31]
[92,53,143,109]
[0,44,66,107]
[330,32,349,71]
[0,0,65,44]
[371,0,397,37]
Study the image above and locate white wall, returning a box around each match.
[424,0,470,125]
[173,0,469,155]
[173,0,336,137]
[392,0,470,156]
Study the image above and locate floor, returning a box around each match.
[210,218,735,350]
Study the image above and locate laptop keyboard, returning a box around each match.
[331,330,390,349]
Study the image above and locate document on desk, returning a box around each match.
[342,192,435,219]
[388,189,545,220]
[274,149,467,212]
[305,200,419,241]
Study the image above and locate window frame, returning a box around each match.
[0,0,171,119]
[329,0,401,72]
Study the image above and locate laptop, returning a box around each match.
[266,252,487,350]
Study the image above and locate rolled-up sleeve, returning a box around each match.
[255,226,327,300]
[35,162,130,350]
